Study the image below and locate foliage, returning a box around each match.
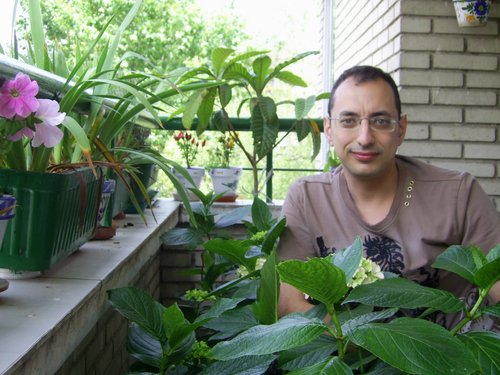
[15,0,246,75]
[177,47,328,197]
[111,231,500,374]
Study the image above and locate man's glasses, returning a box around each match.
[329,116,400,133]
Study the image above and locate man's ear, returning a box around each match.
[397,114,408,146]
[324,117,334,146]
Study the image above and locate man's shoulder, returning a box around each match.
[397,155,469,183]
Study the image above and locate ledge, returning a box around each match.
[0,199,180,375]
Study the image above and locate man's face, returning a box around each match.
[324,77,407,181]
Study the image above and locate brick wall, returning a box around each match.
[334,0,500,209]
[54,253,160,375]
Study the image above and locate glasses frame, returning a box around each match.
[329,116,400,133]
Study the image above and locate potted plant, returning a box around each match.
[453,0,491,27]
[171,130,206,200]
[177,47,327,199]
[0,192,15,292]
[207,132,242,202]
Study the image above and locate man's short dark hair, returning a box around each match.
[327,65,402,118]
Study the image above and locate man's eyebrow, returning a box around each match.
[337,110,393,117]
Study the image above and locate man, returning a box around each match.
[278,65,500,330]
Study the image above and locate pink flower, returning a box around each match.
[7,99,65,148]
[0,73,40,119]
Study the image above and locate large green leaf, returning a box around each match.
[432,245,483,284]
[196,88,217,134]
[203,238,255,270]
[261,217,286,255]
[252,55,272,94]
[203,305,259,340]
[349,318,479,375]
[288,357,353,375]
[251,196,274,231]
[310,119,322,161]
[487,244,500,261]
[223,62,253,83]
[218,84,232,108]
[211,47,234,76]
[160,227,203,249]
[295,119,311,142]
[108,287,166,341]
[210,315,327,360]
[195,297,245,326]
[344,277,464,313]
[280,335,338,371]
[250,96,279,159]
[458,331,500,375]
[253,249,279,324]
[332,236,363,283]
[127,323,162,369]
[474,257,500,289]
[214,205,251,228]
[482,303,500,317]
[182,90,204,130]
[276,70,308,88]
[341,308,398,335]
[200,354,276,375]
[295,95,316,120]
[277,258,348,306]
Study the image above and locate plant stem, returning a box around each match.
[450,287,488,335]
[328,306,345,359]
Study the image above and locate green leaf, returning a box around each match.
[210,315,327,360]
[276,70,308,88]
[458,331,500,375]
[251,196,273,231]
[432,245,482,284]
[196,88,217,134]
[160,227,203,249]
[288,357,353,375]
[250,96,279,159]
[345,278,464,313]
[182,90,204,130]
[332,236,363,283]
[278,258,348,306]
[261,217,286,255]
[253,249,279,324]
[295,119,311,142]
[223,62,253,83]
[341,308,399,335]
[200,354,276,375]
[214,205,251,228]
[203,238,255,270]
[195,297,245,325]
[280,335,338,371]
[211,47,234,76]
[263,51,318,89]
[294,95,316,120]
[108,287,166,341]
[482,303,500,318]
[474,257,500,289]
[252,55,272,94]
[60,116,91,156]
[349,318,479,375]
[203,305,258,340]
[127,323,162,369]
[218,84,232,108]
[487,244,500,262]
[310,120,322,161]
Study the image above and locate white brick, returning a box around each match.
[433,18,498,35]
[402,0,453,17]
[465,108,500,124]
[401,52,431,68]
[433,53,497,71]
[401,34,464,52]
[404,105,462,123]
[429,160,496,177]
[400,70,463,87]
[405,124,429,140]
[431,88,497,106]
[464,144,500,159]
[401,88,430,104]
[467,37,500,53]
[477,179,500,196]
[467,72,500,88]
[399,141,462,158]
[402,17,431,33]
[432,125,496,142]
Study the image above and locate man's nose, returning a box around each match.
[356,119,375,145]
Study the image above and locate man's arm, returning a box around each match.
[489,281,500,304]
[278,282,314,317]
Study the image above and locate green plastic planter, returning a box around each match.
[0,167,102,271]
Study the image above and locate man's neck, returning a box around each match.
[343,163,399,225]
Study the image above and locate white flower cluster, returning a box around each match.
[236,257,266,278]
[347,257,384,288]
